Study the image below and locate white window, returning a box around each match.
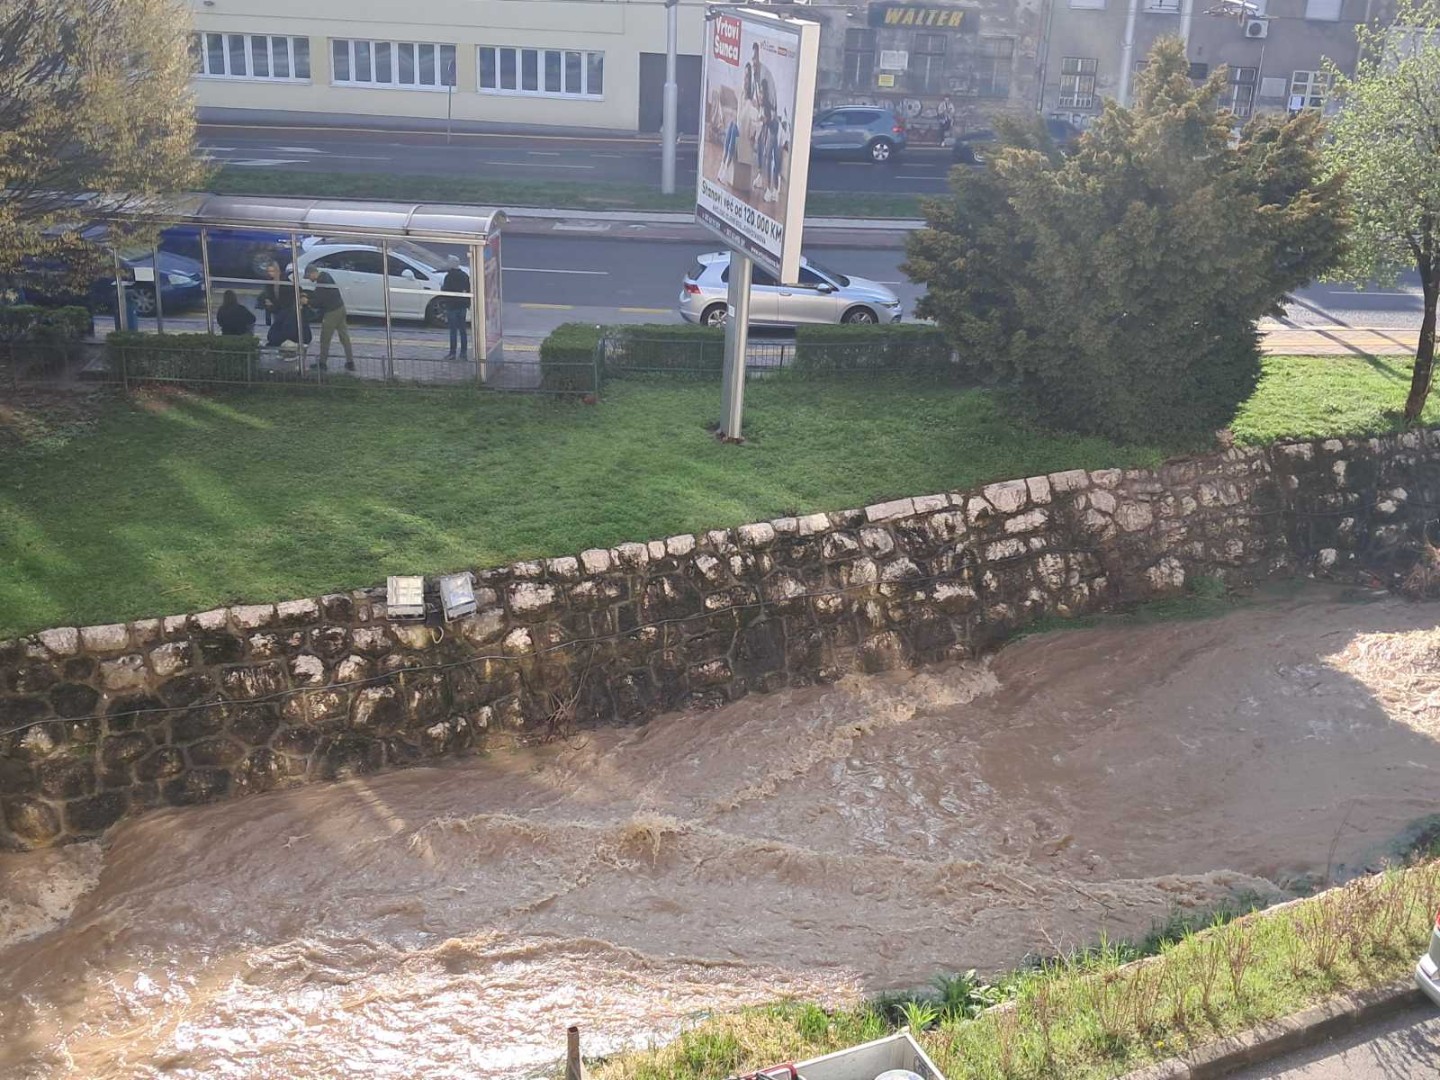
[332,39,456,89]
[1145,0,1181,12]
[1290,70,1330,108]
[478,46,604,98]
[1059,57,1098,108]
[1226,66,1257,118]
[1304,0,1343,19]
[1069,0,1106,9]
[192,33,310,81]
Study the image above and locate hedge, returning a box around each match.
[106,331,258,383]
[538,322,602,394]
[791,324,956,375]
[0,305,95,375]
[601,323,726,379]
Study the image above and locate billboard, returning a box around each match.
[696,7,819,283]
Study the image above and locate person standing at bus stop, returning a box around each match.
[441,255,470,361]
[304,264,354,370]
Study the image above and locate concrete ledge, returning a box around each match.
[1119,978,1425,1080]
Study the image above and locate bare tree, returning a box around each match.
[0,0,205,282]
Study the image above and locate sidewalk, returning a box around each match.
[1260,324,1417,356]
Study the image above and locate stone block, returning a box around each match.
[350,627,391,654]
[319,594,355,622]
[162,615,189,638]
[511,559,544,580]
[221,662,288,701]
[309,626,349,660]
[796,512,831,536]
[865,497,915,523]
[510,582,560,619]
[102,732,153,770]
[231,605,276,630]
[822,532,861,560]
[1114,502,1155,532]
[163,768,231,807]
[647,540,668,561]
[1026,476,1053,504]
[80,623,130,653]
[861,631,907,673]
[547,556,582,580]
[737,522,776,548]
[982,480,1028,514]
[188,738,246,768]
[390,624,435,651]
[192,608,229,633]
[36,627,79,657]
[196,633,246,666]
[965,497,995,525]
[156,673,214,708]
[1004,509,1049,534]
[3,797,61,846]
[665,533,697,558]
[912,493,948,514]
[580,548,612,574]
[843,558,879,588]
[7,663,58,695]
[275,599,319,627]
[1088,489,1118,514]
[858,527,895,556]
[99,655,149,692]
[1089,469,1122,488]
[50,683,99,720]
[38,754,95,799]
[613,542,650,568]
[149,641,193,678]
[290,654,327,687]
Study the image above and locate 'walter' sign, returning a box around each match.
[868,3,975,29]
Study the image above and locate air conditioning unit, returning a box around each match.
[1245,18,1269,38]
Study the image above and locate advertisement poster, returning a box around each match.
[697,7,819,283]
[482,232,502,359]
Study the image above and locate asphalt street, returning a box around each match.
[1225,999,1440,1079]
[197,123,959,197]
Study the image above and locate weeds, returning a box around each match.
[592,857,1440,1080]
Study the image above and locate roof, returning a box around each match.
[163,194,506,243]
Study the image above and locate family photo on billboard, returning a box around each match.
[697,9,817,278]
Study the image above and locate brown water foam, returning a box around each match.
[3,588,1438,1078]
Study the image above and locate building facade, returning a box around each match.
[1040,0,1370,127]
[185,0,1369,138]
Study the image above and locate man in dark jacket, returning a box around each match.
[441,255,471,360]
[304,264,354,370]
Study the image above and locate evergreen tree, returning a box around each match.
[904,39,1348,443]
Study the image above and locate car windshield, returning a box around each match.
[391,240,448,269]
[804,258,849,288]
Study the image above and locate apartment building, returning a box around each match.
[1040,0,1370,127]
[186,0,1369,137]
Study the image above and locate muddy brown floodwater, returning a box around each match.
[3,586,1439,1079]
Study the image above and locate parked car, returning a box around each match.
[9,249,204,319]
[1418,907,1440,1007]
[678,251,903,327]
[811,106,907,164]
[158,226,293,283]
[288,239,465,325]
[952,117,1084,165]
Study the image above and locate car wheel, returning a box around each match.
[130,286,157,316]
[841,306,877,325]
[868,138,895,164]
[701,303,728,327]
[424,297,446,327]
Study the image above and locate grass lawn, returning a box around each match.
[0,377,1156,638]
[1230,352,1433,443]
[208,166,930,221]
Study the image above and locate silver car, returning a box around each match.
[1419,907,1440,1007]
[678,251,903,327]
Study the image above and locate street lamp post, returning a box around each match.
[662,0,680,195]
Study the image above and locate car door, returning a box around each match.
[838,110,873,150]
[314,249,384,316]
[777,264,845,324]
[811,109,847,152]
[385,254,435,320]
[721,261,780,323]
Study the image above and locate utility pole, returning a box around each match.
[1116,0,1142,107]
[662,0,679,195]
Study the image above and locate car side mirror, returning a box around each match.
[401,269,417,280]
[816,282,836,293]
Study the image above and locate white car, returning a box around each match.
[679,251,903,327]
[1419,907,1440,1008]
[289,239,468,325]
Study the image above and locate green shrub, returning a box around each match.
[0,305,94,375]
[603,323,725,379]
[538,322,602,393]
[106,331,257,382]
[792,324,955,375]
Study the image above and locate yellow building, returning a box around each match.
[186,0,709,133]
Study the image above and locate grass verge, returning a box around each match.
[588,858,1440,1080]
[1231,353,1435,443]
[207,167,929,220]
[0,376,1159,637]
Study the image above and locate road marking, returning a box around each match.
[480,160,595,170]
[620,307,672,314]
[896,175,948,181]
[520,302,574,309]
[505,266,609,276]
[527,151,562,156]
[272,145,324,153]
[223,159,308,167]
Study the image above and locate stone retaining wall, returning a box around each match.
[4,429,1439,849]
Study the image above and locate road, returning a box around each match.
[1226,999,1440,1079]
[197,123,958,197]
[141,230,1425,354]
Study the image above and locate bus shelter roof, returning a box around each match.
[166,194,506,244]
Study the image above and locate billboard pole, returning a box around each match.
[719,253,752,441]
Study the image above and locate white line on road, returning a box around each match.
[272,146,325,153]
[504,266,609,275]
[224,159,308,167]
[481,160,595,170]
[896,175,948,181]
[527,151,562,156]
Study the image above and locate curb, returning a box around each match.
[1117,978,1425,1080]
[497,206,928,232]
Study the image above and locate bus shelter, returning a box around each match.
[122,194,507,385]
